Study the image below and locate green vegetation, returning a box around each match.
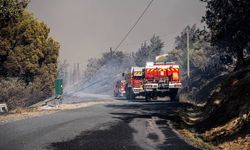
[202,0,250,69]
[0,0,59,109]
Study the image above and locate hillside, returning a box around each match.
[179,59,250,149]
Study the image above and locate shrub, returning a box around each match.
[0,78,31,109]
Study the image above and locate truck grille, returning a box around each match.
[144,84,158,89]
[158,83,168,89]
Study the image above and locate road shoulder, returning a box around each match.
[0,100,112,125]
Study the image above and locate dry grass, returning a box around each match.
[178,128,216,150]
[15,107,39,114]
[171,121,216,150]
[202,113,250,141]
[178,64,250,149]
[200,112,250,150]
[217,135,250,150]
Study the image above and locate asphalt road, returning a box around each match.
[0,97,199,150]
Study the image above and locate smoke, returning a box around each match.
[70,55,134,96]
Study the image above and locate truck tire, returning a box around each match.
[126,90,130,100]
[125,86,130,100]
[170,89,179,102]
[152,96,157,100]
[152,91,157,100]
[126,87,135,100]
[126,94,130,100]
[130,92,136,100]
[129,88,136,100]
[145,92,150,101]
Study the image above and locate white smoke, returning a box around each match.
[69,56,134,97]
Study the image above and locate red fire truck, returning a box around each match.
[123,67,145,100]
[144,62,182,101]
[114,80,126,97]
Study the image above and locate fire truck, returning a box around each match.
[123,67,145,100]
[144,62,182,101]
[114,80,126,97]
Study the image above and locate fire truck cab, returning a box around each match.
[124,67,144,100]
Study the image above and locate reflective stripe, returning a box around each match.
[134,71,143,75]
[159,68,167,71]
[146,69,152,72]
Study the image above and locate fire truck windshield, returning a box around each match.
[132,76,143,80]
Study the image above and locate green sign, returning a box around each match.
[55,79,63,95]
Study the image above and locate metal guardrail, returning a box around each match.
[0,96,63,113]
[29,96,56,108]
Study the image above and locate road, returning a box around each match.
[0,96,199,150]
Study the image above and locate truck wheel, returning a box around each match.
[170,94,179,102]
[125,91,129,100]
[145,92,150,101]
[170,89,179,102]
[175,94,180,102]
[126,90,130,100]
[129,90,136,100]
[125,86,130,100]
[152,96,157,100]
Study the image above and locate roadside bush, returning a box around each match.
[0,78,31,109]
[0,77,56,111]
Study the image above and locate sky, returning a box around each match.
[28,0,206,67]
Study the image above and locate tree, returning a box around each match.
[0,0,29,28]
[0,12,59,86]
[84,50,127,79]
[202,0,250,69]
[134,35,164,66]
[169,25,221,76]
[133,42,148,67]
[148,35,164,61]
[0,0,60,101]
[172,25,203,70]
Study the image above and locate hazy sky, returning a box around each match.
[28,0,206,66]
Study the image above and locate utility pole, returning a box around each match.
[76,63,80,89]
[186,27,191,91]
[187,27,190,79]
[110,47,113,59]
